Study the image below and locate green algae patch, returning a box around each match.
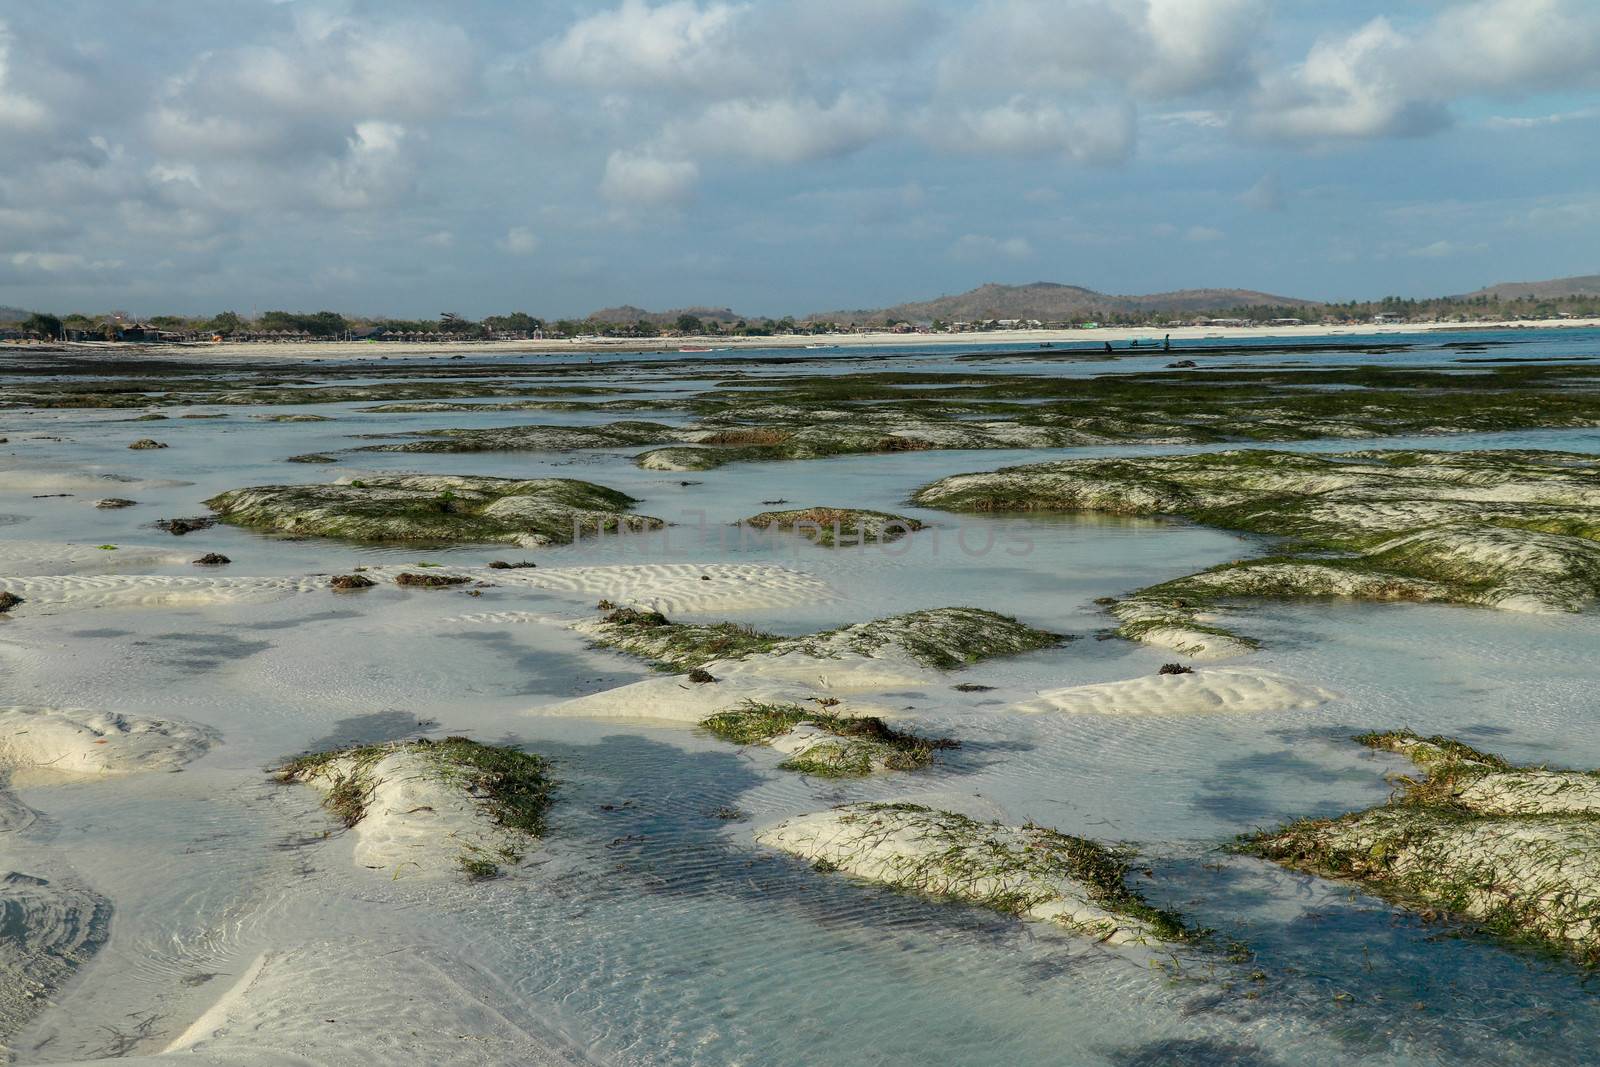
[759,803,1195,944]
[917,449,1600,654]
[205,474,662,547]
[360,420,676,454]
[1244,732,1600,965]
[741,507,924,546]
[700,701,955,776]
[277,737,555,879]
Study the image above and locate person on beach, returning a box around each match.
[1104,341,1113,353]
[1164,334,1171,351]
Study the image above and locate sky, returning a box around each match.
[1,0,1599,319]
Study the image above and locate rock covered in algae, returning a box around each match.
[359,420,677,454]
[205,474,662,547]
[583,605,1061,673]
[760,803,1192,944]
[700,702,955,777]
[277,737,554,880]
[775,606,1062,670]
[915,449,1600,654]
[1246,731,1600,964]
[739,506,925,546]
[632,421,1085,472]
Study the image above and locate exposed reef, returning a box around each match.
[581,607,781,672]
[759,803,1193,945]
[206,475,662,547]
[360,420,676,454]
[916,449,1600,654]
[1246,732,1600,965]
[740,507,925,546]
[584,606,1061,674]
[700,701,955,776]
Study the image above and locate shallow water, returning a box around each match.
[3,331,1600,1065]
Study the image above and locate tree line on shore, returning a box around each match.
[9,291,1600,343]
[7,309,831,341]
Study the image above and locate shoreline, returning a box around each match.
[5,317,1597,363]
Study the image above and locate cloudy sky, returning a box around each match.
[2,0,1598,318]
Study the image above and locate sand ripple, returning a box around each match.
[0,574,326,612]
[0,541,192,576]
[380,561,836,614]
[1012,667,1337,716]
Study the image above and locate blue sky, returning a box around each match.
[1,0,1598,318]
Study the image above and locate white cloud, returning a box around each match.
[310,121,414,211]
[1246,0,1600,143]
[0,20,48,131]
[498,226,540,255]
[543,0,760,94]
[1427,0,1600,93]
[1408,239,1486,258]
[1485,106,1600,129]
[1152,109,1229,129]
[950,234,1034,261]
[1246,17,1448,141]
[600,150,700,206]
[1240,171,1285,211]
[214,12,474,120]
[925,96,1135,164]
[940,0,1266,98]
[682,93,889,163]
[7,251,122,275]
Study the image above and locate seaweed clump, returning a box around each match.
[276,737,555,880]
[394,571,471,588]
[584,607,781,672]
[1244,730,1600,964]
[700,701,956,776]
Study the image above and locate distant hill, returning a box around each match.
[809,282,1319,325]
[1457,274,1600,301]
[0,306,30,323]
[586,304,747,326]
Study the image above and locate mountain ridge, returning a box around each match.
[1456,274,1600,301]
[807,281,1321,325]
